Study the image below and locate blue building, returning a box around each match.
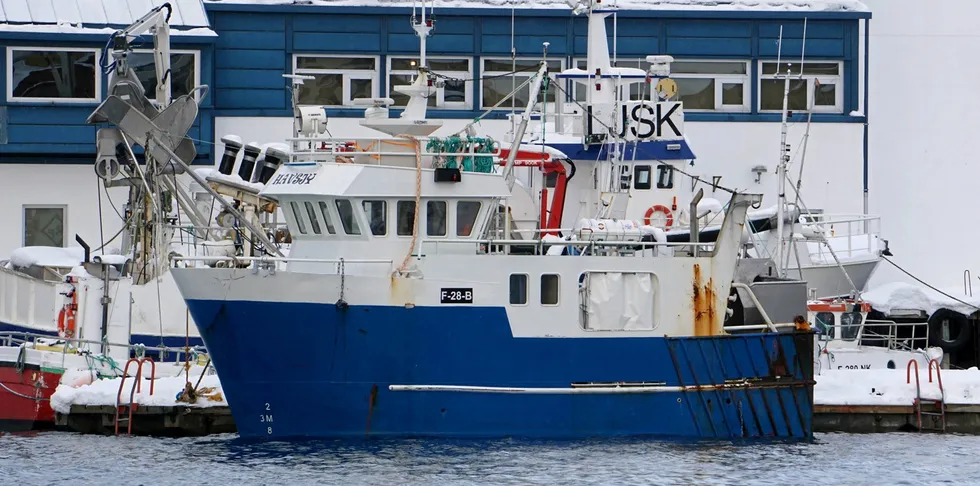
[0,0,871,255]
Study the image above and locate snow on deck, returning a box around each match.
[51,373,226,414]
[203,0,869,12]
[815,368,980,406]
[9,246,85,269]
[863,281,980,317]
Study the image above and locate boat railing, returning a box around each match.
[799,213,881,261]
[0,265,62,331]
[859,319,931,352]
[0,330,209,366]
[172,255,393,271]
[283,136,500,168]
[419,237,715,257]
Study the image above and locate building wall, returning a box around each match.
[863,0,980,290]
[0,164,127,255]
[0,5,870,260]
[0,38,216,163]
[207,7,866,123]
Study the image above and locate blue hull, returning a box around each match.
[0,321,205,363]
[185,299,815,440]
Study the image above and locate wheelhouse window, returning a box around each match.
[317,201,337,235]
[759,61,842,113]
[388,57,472,109]
[541,274,560,306]
[23,206,66,247]
[634,165,652,190]
[509,274,528,305]
[362,200,387,236]
[293,55,378,106]
[397,201,416,236]
[456,201,481,237]
[335,199,361,235]
[656,164,674,189]
[304,202,322,235]
[7,48,98,102]
[815,312,835,339]
[482,58,564,109]
[426,201,447,237]
[289,201,308,235]
[840,311,863,341]
[128,51,199,100]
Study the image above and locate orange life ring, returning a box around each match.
[643,205,674,228]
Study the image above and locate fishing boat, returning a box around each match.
[0,4,215,432]
[497,8,884,300]
[809,298,941,374]
[163,0,815,440]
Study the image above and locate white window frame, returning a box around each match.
[758,60,844,114]
[129,49,201,101]
[6,47,101,103]
[509,273,530,307]
[387,56,473,109]
[292,54,380,107]
[671,59,751,113]
[571,58,750,112]
[480,57,565,110]
[571,57,654,104]
[22,204,68,247]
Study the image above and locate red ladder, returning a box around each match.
[906,358,946,433]
[114,357,156,435]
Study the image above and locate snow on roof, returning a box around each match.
[9,246,85,269]
[862,281,980,318]
[0,0,214,35]
[202,0,869,13]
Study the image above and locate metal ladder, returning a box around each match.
[906,359,946,433]
[114,357,156,435]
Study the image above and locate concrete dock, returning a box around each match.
[55,405,235,436]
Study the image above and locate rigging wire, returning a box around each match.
[880,256,980,313]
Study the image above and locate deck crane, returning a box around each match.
[86,3,283,286]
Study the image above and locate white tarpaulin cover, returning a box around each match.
[582,272,655,331]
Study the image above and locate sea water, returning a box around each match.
[1,432,977,485]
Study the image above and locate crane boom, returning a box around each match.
[106,3,173,107]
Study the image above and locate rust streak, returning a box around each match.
[692,264,717,336]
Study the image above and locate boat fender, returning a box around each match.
[927,308,972,352]
[643,205,673,228]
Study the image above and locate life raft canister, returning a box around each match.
[643,205,674,228]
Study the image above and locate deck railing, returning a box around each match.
[0,330,209,366]
[799,213,881,261]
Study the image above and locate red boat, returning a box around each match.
[0,340,96,431]
[0,358,63,431]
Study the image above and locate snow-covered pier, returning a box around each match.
[813,367,980,433]
[51,369,235,436]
